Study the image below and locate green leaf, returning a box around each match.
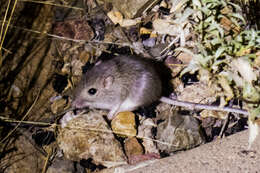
[180,59,200,76]
[227,2,242,11]
[211,37,223,45]
[229,13,246,24]
[215,47,226,58]
[243,82,260,102]
[192,0,202,9]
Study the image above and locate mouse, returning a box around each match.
[71,55,248,120]
[72,55,162,120]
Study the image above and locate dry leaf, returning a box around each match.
[140,27,152,35]
[107,10,141,27]
[120,18,141,27]
[153,19,178,36]
[231,57,256,83]
[107,11,123,25]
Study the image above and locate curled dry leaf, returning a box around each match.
[70,59,85,76]
[200,110,228,120]
[120,18,141,27]
[217,75,234,102]
[153,19,179,36]
[177,82,217,104]
[107,10,141,27]
[107,11,123,25]
[169,0,189,13]
[231,57,257,84]
[176,52,193,64]
[50,97,69,114]
[242,83,260,102]
[138,118,159,154]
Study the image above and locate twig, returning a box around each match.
[142,0,161,15]
[0,116,53,126]
[160,97,249,115]
[0,0,18,66]
[0,21,133,47]
[19,0,84,11]
[1,47,12,54]
[160,36,180,56]
[219,114,229,138]
[42,147,53,173]
[63,125,179,147]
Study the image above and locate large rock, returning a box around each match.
[57,110,127,168]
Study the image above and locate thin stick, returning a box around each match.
[42,147,52,173]
[63,125,179,147]
[0,21,132,47]
[0,0,18,53]
[219,114,229,138]
[0,0,11,47]
[160,97,249,115]
[19,0,84,11]
[0,116,53,126]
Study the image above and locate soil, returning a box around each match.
[100,129,260,173]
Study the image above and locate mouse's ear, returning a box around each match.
[103,75,114,89]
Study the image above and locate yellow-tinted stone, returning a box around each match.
[111,111,137,137]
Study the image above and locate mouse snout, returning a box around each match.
[72,98,88,109]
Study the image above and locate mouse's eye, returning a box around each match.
[88,88,97,95]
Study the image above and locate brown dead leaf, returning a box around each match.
[200,110,228,120]
[107,11,124,25]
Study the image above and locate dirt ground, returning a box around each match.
[101,129,260,173]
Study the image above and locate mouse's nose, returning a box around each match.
[72,99,87,109]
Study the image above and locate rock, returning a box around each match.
[46,157,84,173]
[111,111,137,137]
[2,133,45,173]
[156,103,205,153]
[124,137,144,163]
[57,110,127,168]
[53,19,94,41]
[124,137,160,165]
[59,111,77,128]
